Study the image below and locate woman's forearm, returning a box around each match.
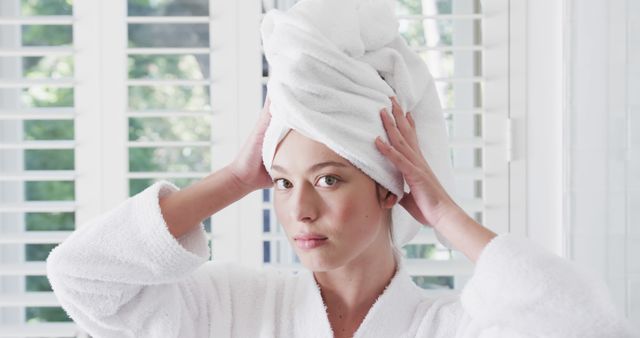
[159,165,254,239]
[433,207,497,263]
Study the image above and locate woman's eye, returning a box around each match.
[274,178,295,190]
[274,179,290,189]
[274,176,339,190]
[317,175,339,187]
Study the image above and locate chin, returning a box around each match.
[297,251,342,272]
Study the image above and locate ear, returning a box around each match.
[384,191,398,208]
[377,184,398,209]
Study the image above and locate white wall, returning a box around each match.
[566,0,640,329]
[525,0,638,327]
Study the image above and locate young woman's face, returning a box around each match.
[270,130,396,272]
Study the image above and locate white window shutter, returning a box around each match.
[209,0,264,266]
[481,0,510,236]
[0,0,78,336]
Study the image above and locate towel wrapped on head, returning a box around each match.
[260,0,458,251]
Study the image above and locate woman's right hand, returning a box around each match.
[228,97,274,193]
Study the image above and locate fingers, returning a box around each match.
[380,108,414,156]
[406,111,415,129]
[375,136,419,176]
[379,97,434,175]
[389,97,411,133]
[380,107,423,167]
[398,192,428,225]
[389,97,420,152]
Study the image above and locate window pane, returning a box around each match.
[0,88,73,109]
[128,85,210,110]
[24,149,74,170]
[26,212,75,231]
[396,0,480,16]
[128,147,210,172]
[22,56,74,79]
[20,0,73,16]
[0,244,58,263]
[129,117,210,142]
[129,177,201,196]
[128,0,209,16]
[412,276,455,289]
[263,209,271,232]
[402,244,452,260]
[262,188,271,202]
[128,24,209,48]
[26,181,75,201]
[21,25,73,46]
[128,54,208,80]
[263,241,271,263]
[26,306,72,322]
[16,87,73,108]
[26,244,58,261]
[27,276,53,292]
[24,120,74,140]
[262,54,268,77]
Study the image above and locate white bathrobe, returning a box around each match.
[45,181,636,338]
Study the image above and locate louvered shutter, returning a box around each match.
[0,0,79,336]
[0,0,258,336]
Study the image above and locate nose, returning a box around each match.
[289,181,318,223]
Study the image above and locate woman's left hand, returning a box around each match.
[374,97,460,228]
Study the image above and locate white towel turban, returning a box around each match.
[260,0,457,250]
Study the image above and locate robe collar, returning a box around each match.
[295,247,426,337]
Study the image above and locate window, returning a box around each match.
[1,0,77,335]
[0,0,523,335]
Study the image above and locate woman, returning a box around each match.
[46,96,635,337]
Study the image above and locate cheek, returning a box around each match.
[273,195,303,238]
[326,194,381,238]
[272,188,382,240]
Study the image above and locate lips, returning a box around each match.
[293,232,328,250]
[294,233,328,241]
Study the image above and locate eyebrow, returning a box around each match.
[271,161,348,174]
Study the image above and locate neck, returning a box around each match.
[313,239,398,317]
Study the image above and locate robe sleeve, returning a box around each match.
[46,180,212,338]
[458,233,638,337]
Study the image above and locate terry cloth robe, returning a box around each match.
[46,180,637,338]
